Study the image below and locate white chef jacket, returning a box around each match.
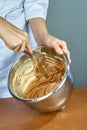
[0,0,49,98]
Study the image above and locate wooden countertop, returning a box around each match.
[0,87,87,130]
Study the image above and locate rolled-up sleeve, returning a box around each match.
[24,0,49,21]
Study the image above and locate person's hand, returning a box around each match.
[28,18,71,63]
[0,17,32,53]
[38,34,71,64]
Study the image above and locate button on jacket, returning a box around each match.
[0,0,49,98]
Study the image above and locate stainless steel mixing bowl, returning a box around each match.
[8,46,74,112]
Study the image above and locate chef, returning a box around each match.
[0,0,71,98]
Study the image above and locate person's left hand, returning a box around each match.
[38,34,71,64]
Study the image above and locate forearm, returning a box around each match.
[29,18,49,45]
[0,17,5,39]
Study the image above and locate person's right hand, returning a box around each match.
[0,17,32,53]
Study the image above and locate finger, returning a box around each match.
[13,45,21,52]
[19,31,33,53]
[57,40,67,49]
[12,41,25,52]
[55,43,63,54]
[50,39,63,55]
[62,48,71,64]
[25,39,33,53]
[17,41,25,52]
[57,41,71,63]
[52,41,71,63]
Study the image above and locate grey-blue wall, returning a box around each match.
[46,0,87,87]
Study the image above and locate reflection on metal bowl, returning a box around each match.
[8,46,74,112]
